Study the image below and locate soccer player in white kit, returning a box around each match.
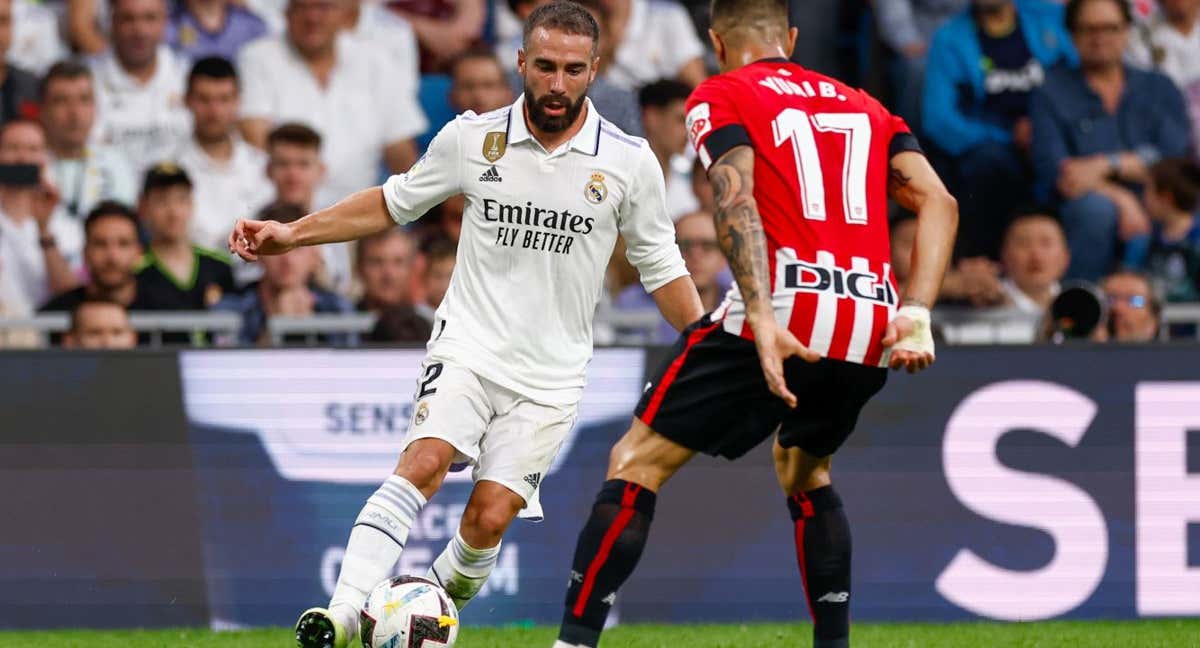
[228,4,704,647]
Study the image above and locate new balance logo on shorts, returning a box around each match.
[817,591,849,603]
[523,472,542,489]
[479,166,502,182]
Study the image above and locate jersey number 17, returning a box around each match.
[772,109,871,225]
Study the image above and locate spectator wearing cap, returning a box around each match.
[135,163,234,309]
[355,227,417,315]
[1126,157,1200,302]
[41,61,139,223]
[41,201,151,312]
[90,0,192,168]
[450,49,514,116]
[923,0,1076,259]
[237,0,428,208]
[1097,269,1161,341]
[501,0,643,136]
[0,0,39,126]
[0,120,83,316]
[1030,0,1192,281]
[63,299,137,348]
[167,0,267,62]
[175,57,271,253]
[214,201,352,345]
[391,0,485,73]
[261,123,351,294]
[640,79,698,221]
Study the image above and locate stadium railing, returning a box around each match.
[3,303,1199,347]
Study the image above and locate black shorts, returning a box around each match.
[634,316,887,460]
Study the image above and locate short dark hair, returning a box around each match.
[257,201,307,224]
[1065,0,1132,33]
[356,227,414,267]
[638,79,693,110]
[39,59,92,101]
[267,122,322,152]
[141,162,192,196]
[84,200,139,238]
[709,0,788,34]
[1003,211,1066,249]
[187,56,238,95]
[523,2,600,56]
[1149,158,1200,211]
[420,234,457,264]
[368,304,434,344]
[449,47,505,80]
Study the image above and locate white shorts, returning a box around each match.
[402,357,578,521]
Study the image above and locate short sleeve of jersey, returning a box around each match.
[685,75,751,170]
[862,90,923,159]
[381,118,462,225]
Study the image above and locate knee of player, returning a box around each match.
[461,501,518,543]
[395,450,450,493]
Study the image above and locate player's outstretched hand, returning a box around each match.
[751,321,821,409]
[228,218,298,262]
[882,308,936,374]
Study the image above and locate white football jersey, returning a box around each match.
[383,95,687,405]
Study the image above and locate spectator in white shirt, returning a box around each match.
[639,79,697,221]
[176,56,271,252]
[1129,0,1200,153]
[604,0,706,91]
[340,0,419,92]
[0,120,82,313]
[40,61,138,223]
[91,0,192,170]
[261,122,351,294]
[237,0,428,208]
[9,0,67,76]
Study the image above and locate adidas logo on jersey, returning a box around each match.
[523,472,542,489]
[817,591,849,603]
[479,166,503,182]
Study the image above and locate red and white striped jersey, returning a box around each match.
[686,58,921,367]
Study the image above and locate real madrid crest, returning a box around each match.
[414,401,429,426]
[483,132,507,163]
[584,172,608,204]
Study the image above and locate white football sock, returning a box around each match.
[551,641,585,648]
[329,475,426,634]
[427,531,501,610]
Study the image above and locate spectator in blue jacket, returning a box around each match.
[924,0,1076,259]
[1030,0,1192,281]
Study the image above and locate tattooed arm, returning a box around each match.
[882,150,958,373]
[709,146,818,407]
[887,151,958,310]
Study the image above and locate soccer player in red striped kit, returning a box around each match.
[552,2,958,647]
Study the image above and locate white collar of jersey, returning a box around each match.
[505,92,602,156]
[99,45,178,91]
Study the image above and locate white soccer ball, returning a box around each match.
[360,575,460,648]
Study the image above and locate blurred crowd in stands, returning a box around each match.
[0,0,1195,348]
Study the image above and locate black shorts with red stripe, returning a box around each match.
[635,315,887,459]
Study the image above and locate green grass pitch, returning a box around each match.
[1,620,1198,648]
